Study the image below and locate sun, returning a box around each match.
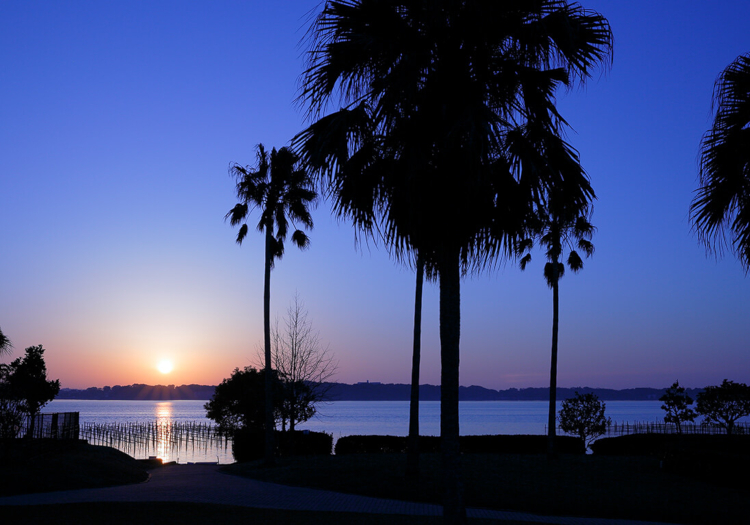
[157,360,174,374]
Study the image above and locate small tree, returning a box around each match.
[0,364,24,438]
[204,367,282,434]
[257,294,337,432]
[558,392,611,451]
[696,379,750,435]
[6,345,60,438]
[660,381,696,433]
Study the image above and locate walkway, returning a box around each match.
[0,464,681,525]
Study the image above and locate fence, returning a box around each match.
[22,412,80,439]
[603,420,750,437]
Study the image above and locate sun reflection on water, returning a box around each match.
[154,402,173,462]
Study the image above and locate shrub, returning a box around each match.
[276,430,333,456]
[232,428,265,462]
[591,433,750,457]
[335,435,409,455]
[334,434,584,455]
[232,429,333,462]
[460,434,583,454]
[662,448,750,488]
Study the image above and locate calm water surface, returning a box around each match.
[45,399,673,463]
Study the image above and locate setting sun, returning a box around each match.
[157,360,174,374]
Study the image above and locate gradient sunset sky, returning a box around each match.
[2,1,749,391]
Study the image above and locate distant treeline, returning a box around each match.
[57,382,699,401]
[58,384,216,400]
[326,383,700,401]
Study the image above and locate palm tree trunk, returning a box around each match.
[263,224,275,465]
[547,268,560,460]
[439,247,465,525]
[407,252,425,479]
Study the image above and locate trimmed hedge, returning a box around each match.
[334,434,583,455]
[662,448,750,488]
[591,433,750,457]
[232,429,333,463]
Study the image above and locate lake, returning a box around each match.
[44,399,676,464]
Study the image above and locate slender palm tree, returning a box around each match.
[691,53,750,271]
[226,144,316,465]
[518,190,595,459]
[406,252,425,479]
[0,327,12,357]
[296,3,611,521]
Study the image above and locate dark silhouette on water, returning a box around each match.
[691,53,750,271]
[296,2,611,522]
[226,145,316,465]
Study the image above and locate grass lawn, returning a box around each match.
[223,453,749,524]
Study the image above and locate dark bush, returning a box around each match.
[232,428,265,463]
[334,434,583,455]
[276,430,333,457]
[662,448,750,488]
[335,435,407,454]
[232,429,333,462]
[460,434,583,454]
[591,433,750,457]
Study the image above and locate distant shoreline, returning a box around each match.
[57,382,689,402]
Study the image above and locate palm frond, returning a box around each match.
[567,250,584,272]
[691,53,750,271]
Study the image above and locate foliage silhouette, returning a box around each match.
[659,381,696,434]
[204,367,282,434]
[695,379,750,435]
[4,345,60,438]
[691,53,750,271]
[0,327,12,357]
[558,391,610,451]
[518,190,595,458]
[296,2,611,521]
[0,367,24,438]
[256,293,337,432]
[226,144,316,464]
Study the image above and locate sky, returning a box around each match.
[1,1,749,391]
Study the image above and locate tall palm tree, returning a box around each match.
[296,3,611,521]
[0,327,12,357]
[406,252,425,479]
[226,144,316,465]
[518,189,595,459]
[691,53,750,271]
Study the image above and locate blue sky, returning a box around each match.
[1,1,748,390]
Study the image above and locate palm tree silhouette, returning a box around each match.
[0,327,12,357]
[226,144,315,464]
[691,53,750,271]
[518,188,595,459]
[296,3,610,521]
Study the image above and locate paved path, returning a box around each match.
[0,464,681,525]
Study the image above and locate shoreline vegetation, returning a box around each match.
[56,383,687,402]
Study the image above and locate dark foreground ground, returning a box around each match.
[1,440,747,524]
[3,503,523,525]
[224,453,749,525]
